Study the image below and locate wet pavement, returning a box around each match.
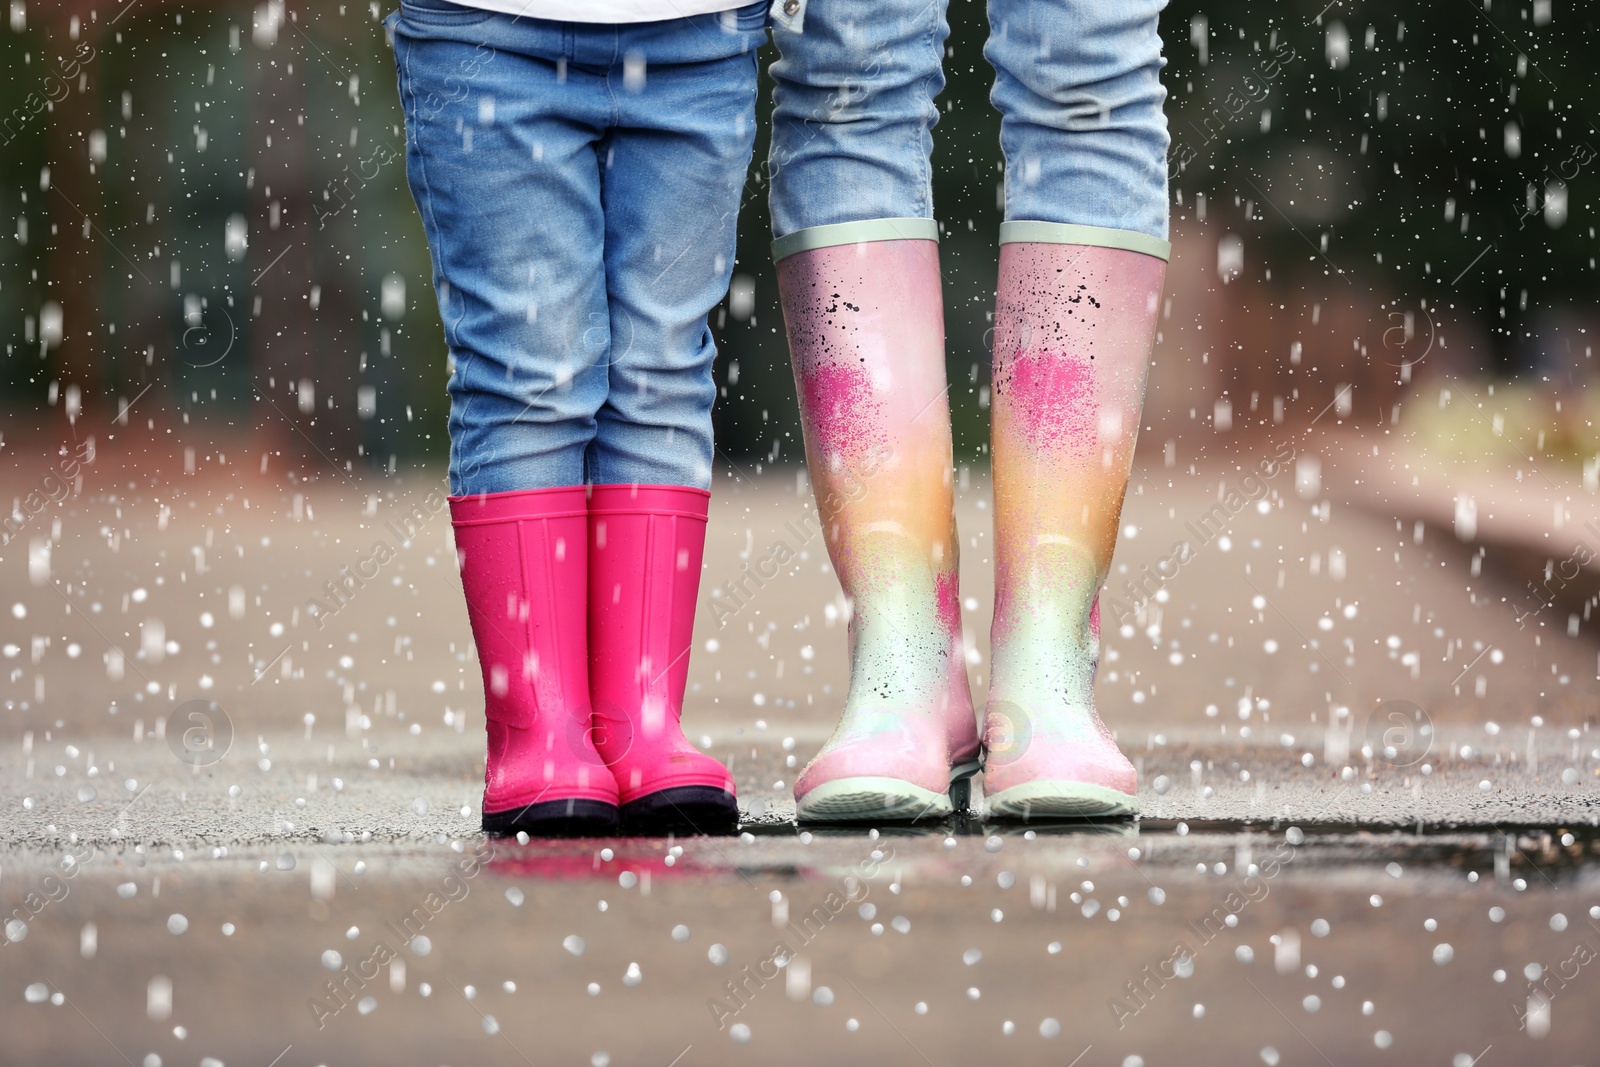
[2,426,1599,1065]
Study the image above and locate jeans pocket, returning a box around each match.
[400,0,495,24]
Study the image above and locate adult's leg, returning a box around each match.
[985,0,1170,238]
[768,0,946,236]
[769,0,980,822]
[585,7,770,832]
[981,0,1170,818]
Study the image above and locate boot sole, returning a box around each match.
[797,763,981,824]
[482,799,619,837]
[620,787,739,835]
[985,781,1139,821]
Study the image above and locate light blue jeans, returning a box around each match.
[766,0,1168,241]
[387,0,767,495]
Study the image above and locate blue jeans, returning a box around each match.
[766,0,1168,242]
[387,0,767,495]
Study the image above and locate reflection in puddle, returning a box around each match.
[481,819,1600,884]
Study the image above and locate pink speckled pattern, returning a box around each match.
[796,360,890,461]
[934,570,961,637]
[984,241,1166,809]
[997,347,1098,456]
[777,236,981,814]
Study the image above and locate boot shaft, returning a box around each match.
[449,487,592,727]
[776,235,967,669]
[777,233,959,579]
[989,239,1166,663]
[587,484,709,752]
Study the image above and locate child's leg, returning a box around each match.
[579,8,768,832]
[588,7,767,489]
[981,0,1170,819]
[766,0,981,822]
[390,9,624,834]
[392,9,613,495]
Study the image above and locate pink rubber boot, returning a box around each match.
[984,223,1168,820]
[450,487,620,835]
[775,219,982,822]
[588,484,738,834]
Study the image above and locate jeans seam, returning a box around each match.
[607,28,621,126]
[917,0,943,218]
[398,33,476,492]
[997,70,1013,220]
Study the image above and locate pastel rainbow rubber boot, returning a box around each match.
[775,219,982,823]
[983,223,1168,820]
[588,484,739,834]
[449,487,620,836]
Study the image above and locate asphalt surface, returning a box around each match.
[2,426,1598,1065]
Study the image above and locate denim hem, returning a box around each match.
[999,221,1171,262]
[771,217,940,262]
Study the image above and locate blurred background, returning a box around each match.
[1,0,1596,476]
